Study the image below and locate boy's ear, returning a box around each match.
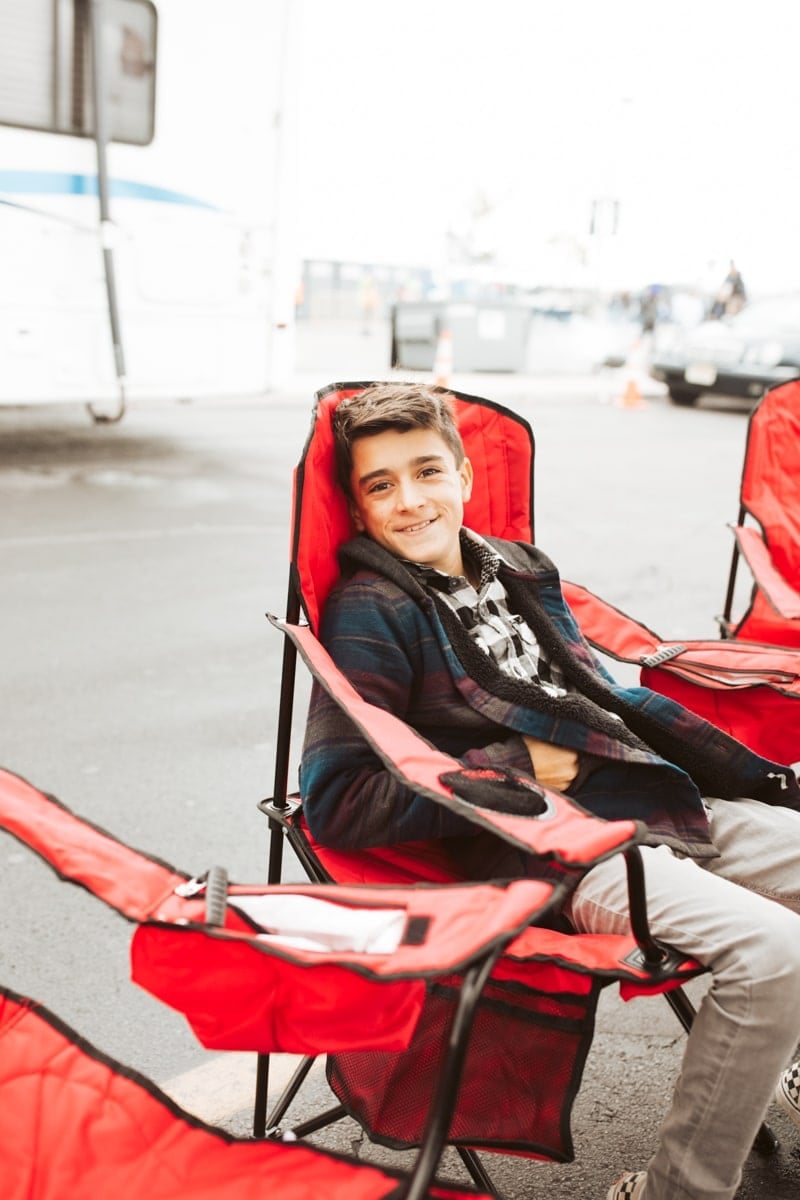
[349,500,365,531]
[460,456,474,501]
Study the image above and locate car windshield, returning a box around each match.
[731,298,800,335]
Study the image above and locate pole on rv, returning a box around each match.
[87,0,127,424]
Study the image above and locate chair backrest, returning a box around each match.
[739,378,800,582]
[292,382,535,632]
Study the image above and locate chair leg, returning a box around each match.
[253,1053,270,1137]
[752,1121,780,1156]
[253,1053,317,1138]
[400,952,501,1200]
[457,1147,502,1198]
[663,987,779,1156]
[629,854,778,1159]
[663,984,696,1035]
[283,1103,348,1139]
[721,518,745,637]
[266,1055,319,1132]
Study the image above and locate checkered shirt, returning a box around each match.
[405,531,572,697]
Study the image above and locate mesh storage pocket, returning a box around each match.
[326,970,600,1162]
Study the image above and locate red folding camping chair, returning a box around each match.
[258,381,774,1193]
[0,984,491,1200]
[720,377,800,646]
[0,764,559,1200]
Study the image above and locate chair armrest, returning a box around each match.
[734,526,800,619]
[269,615,643,871]
[562,580,675,664]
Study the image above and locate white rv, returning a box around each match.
[0,0,297,420]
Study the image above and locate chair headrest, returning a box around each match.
[293,382,535,631]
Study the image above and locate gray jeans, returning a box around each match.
[565,796,800,1200]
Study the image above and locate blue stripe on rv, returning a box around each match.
[0,170,218,209]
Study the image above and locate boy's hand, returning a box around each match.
[522,736,579,791]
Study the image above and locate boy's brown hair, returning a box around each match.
[332,383,465,498]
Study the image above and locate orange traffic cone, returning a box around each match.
[433,328,453,388]
[615,337,647,408]
[619,377,645,408]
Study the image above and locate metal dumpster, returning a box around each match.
[391,302,531,372]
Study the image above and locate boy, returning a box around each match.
[301,382,800,1200]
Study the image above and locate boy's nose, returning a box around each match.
[396,478,423,508]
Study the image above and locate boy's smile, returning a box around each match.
[349,428,473,576]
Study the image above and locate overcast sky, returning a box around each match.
[293,0,800,294]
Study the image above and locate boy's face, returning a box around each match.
[349,427,473,576]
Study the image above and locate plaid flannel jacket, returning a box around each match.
[299,533,800,881]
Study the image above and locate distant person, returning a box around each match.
[639,288,659,336]
[711,260,747,318]
[302,381,800,1200]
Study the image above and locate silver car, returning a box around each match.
[649,295,800,406]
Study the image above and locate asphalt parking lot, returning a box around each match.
[1,318,797,1197]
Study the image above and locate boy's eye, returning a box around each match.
[419,466,440,478]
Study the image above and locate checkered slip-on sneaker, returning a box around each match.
[606,1171,647,1199]
[775,1061,800,1130]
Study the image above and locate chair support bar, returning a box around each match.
[625,846,670,968]
[400,949,503,1200]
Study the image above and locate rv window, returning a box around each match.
[0,0,156,145]
[0,0,55,130]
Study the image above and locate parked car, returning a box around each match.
[649,295,800,406]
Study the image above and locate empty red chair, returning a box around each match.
[720,377,800,645]
[0,764,560,1200]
